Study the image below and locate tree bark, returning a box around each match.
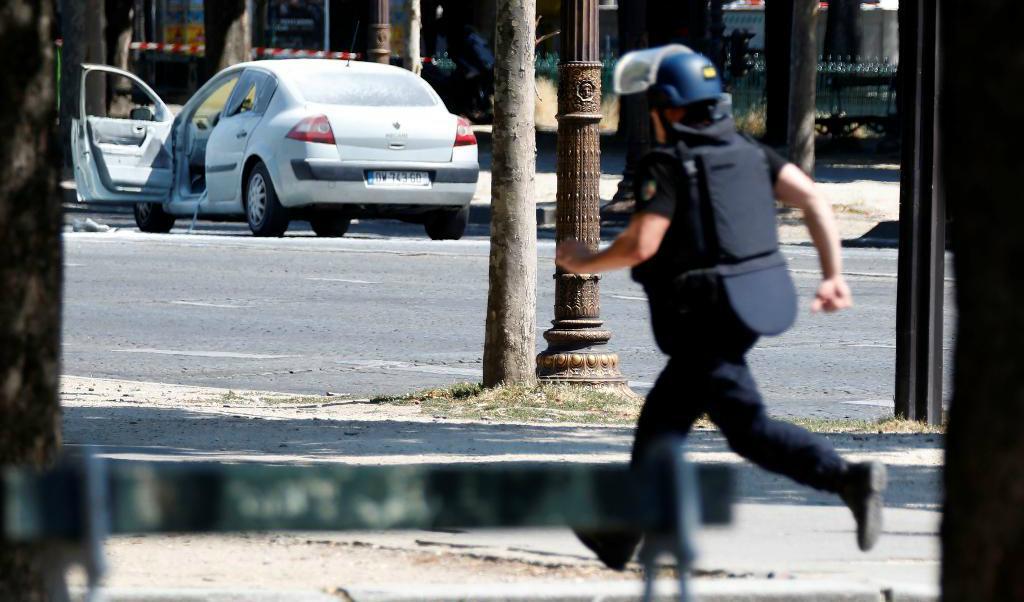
[823,0,861,60]
[0,2,63,599]
[940,1,1024,599]
[764,0,792,147]
[405,0,422,75]
[787,0,817,175]
[59,0,87,167]
[204,0,250,78]
[106,0,134,70]
[483,0,537,388]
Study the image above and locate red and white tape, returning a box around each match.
[128,42,362,60]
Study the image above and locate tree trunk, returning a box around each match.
[84,0,106,116]
[204,0,250,78]
[106,0,134,70]
[940,1,1024,599]
[59,0,86,168]
[405,0,422,74]
[787,0,817,175]
[483,0,537,388]
[764,0,792,147]
[823,0,862,60]
[0,2,63,599]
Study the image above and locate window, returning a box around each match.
[82,71,161,120]
[293,72,437,107]
[192,75,240,129]
[224,70,276,117]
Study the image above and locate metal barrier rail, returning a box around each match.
[3,440,731,602]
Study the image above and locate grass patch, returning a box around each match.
[734,103,767,138]
[371,382,643,424]
[373,383,946,434]
[215,390,344,407]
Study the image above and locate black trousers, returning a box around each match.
[634,295,847,493]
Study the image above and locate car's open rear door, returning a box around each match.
[71,64,174,204]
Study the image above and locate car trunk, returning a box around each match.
[321,106,456,163]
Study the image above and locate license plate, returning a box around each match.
[366,170,430,188]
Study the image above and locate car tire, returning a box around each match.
[310,212,351,237]
[133,202,175,233]
[424,207,469,241]
[245,162,289,237]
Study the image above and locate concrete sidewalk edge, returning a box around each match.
[71,580,939,602]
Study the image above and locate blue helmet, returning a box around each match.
[648,52,723,108]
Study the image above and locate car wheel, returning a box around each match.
[133,202,175,233]
[245,162,289,237]
[310,212,351,237]
[424,207,469,241]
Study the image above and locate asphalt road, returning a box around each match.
[62,216,955,420]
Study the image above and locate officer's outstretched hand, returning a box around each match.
[812,276,853,313]
[556,239,592,274]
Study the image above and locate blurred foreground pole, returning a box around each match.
[483,0,538,387]
[204,0,250,77]
[0,2,62,598]
[940,0,1024,597]
[369,0,391,64]
[894,0,943,424]
[787,0,817,175]
[764,0,792,147]
[536,0,626,389]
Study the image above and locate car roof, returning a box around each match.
[236,59,414,80]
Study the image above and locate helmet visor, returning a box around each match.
[613,44,694,96]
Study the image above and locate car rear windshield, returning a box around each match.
[294,72,437,107]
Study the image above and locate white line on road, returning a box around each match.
[170,301,248,309]
[840,399,895,407]
[609,294,647,302]
[306,277,380,285]
[111,348,299,360]
[335,359,481,378]
[845,343,897,349]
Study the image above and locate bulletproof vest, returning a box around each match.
[634,126,797,336]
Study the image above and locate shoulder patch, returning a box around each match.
[641,179,658,202]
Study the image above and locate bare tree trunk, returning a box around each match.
[405,0,422,74]
[940,1,1024,599]
[788,0,817,175]
[204,0,250,77]
[106,0,134,70]
[0,2,63,599]
[823,0,862,60]
[60,0,87,168]
[483,0,537,388]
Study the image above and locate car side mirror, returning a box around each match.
[130,107,155,122]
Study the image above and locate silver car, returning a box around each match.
[71,60,479,239]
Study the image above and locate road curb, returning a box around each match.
[70,587,338,602]
[342,579,922,602]
[470,202,557,227]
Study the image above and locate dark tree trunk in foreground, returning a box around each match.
[764,0,792,146]
[824,0,861,60]
[204,0,250,77]
[59,0,104,167]
[483,0,537,387]
[0,3,63,600]
[788,0,818,175]
[940,1,1024,599]
[106,0,134,71]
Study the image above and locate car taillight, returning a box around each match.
[454,117,477,147]
[286,115,336,144]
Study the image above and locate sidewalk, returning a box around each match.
[469,129,901,246]
[62,376,941,601]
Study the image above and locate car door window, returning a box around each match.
[225,71,275,117]
[192,74,240,131]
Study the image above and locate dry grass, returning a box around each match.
[734,102,767,138]
[535,77,620,133]
[372,383,946,434]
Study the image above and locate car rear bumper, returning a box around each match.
[279,158,478,208]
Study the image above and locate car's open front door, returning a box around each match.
[71,64,174,204]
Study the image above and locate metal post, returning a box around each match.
[537,0,628,390]
[324,0,331,51]
[895,0,943,424]
[610,0,649,205]
[368,0,390,64]
[764,0,793,147]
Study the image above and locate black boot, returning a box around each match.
[573,529,642,570]
[840,461,887,551]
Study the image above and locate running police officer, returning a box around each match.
[557,46,887,569]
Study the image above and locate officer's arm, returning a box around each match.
[555,212,671,274]
[774,163,853,312]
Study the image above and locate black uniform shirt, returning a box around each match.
[630,138,789,287]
